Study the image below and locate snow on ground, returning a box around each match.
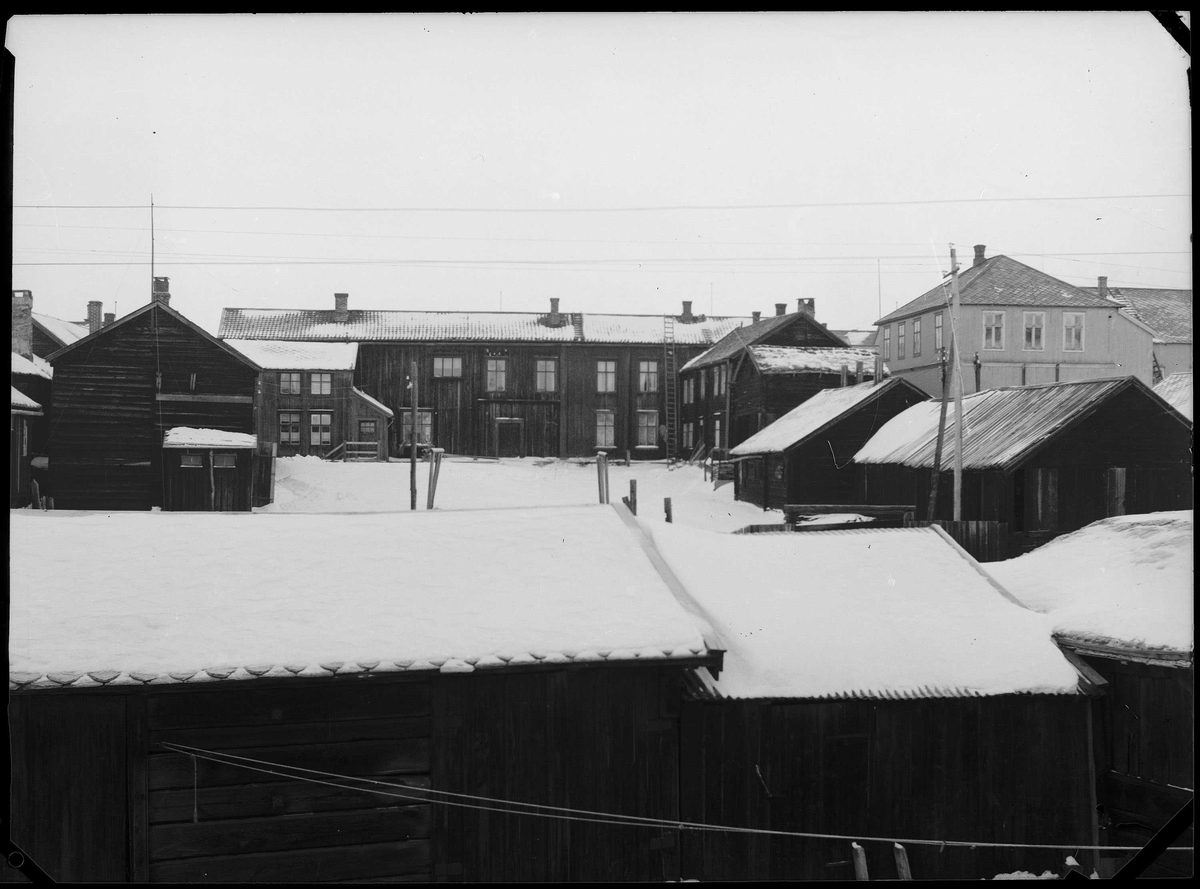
[987,511,1193,652]
[9,505,706,686]
[641,522,1081,700]
[263,456,771,533]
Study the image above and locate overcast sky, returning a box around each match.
[8,12,1192,335]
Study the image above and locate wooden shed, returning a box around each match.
[853,376,1193,553]
[161,427,258,512]
[45,283,261,510]
[729,377,928,510]
[10,386,43,507]
[8,505,719,883]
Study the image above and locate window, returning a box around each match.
[883,327,892,360]
[1063,313,1085,351]
[637,411,658,447]
[310,373,332,395]
[897,322,906,359]
[400,410,432,444]
[639,360,659,393]
[683,422,693,449]
[596,360,616,393]
[713,364,726,396]
[713,417,722,449]
[310,412,332,447]
[983,312,1005,350]
[358,419,377,439]
[595,410,615,447]
[486,358,507,392]
[699,370,707,400]
[934,312,944,352]
[279,412,301,445]
[536,359,557,392]
[22,423,28,457]
[181,453,203,468]
[683,378,694,404]
[280,372,301,395]
[213,453,236,469]
[433,356,462,378]
[912,318,922,358]
[1023,312,1045,351]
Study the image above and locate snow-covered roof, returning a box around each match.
[679,312,849,372]
[353,386,394,418]
[644,523,1081,699]
[9,506,708,690]
[224,339,359,371]
[10,386,42,413]
[11,352,53,379]
[1083,287,1193,344]
[580,313,746,345]
[1153,372,1192,421]
[833,329,878,348]
[32,312,88,348]
[730,378,924,456]
[986,511,1193,659]
[748,345,883,376]
[162,427,258,449]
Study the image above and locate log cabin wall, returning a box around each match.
[257,368,381,458]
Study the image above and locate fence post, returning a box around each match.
[664,497,672,523]
[851,842,869,881]
[625,479,637,515]
[893,843,912,880]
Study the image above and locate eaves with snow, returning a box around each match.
[9,505,710,691]
[643,522,1082,700]
[11,352,53,380]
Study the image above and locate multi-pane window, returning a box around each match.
[713,417,722,449]
[934,312,944,352]
[310,373,332,395]
[433,356,462,378]
[912,318,922,358]
[638,361,659,393]
[983,312,1005,350]
[883,327,892,360]
[713,365,727,396]
[279,372,301,395]
[536,359,557,392]
[699,370,707,400]
[1063,313,1085,351]
[897,322,906,359]
[683,422,693,449]
[401,410,432,444]
[683,378,694,404]
[279,412,301,445]
[181,453,203,468]
[596,360,616,393]
[358,419,377,439]
[310,412,332,447]
[636,411,658,446]
[595,410,615,447]
[486,358,507,392]
[1023,312,1045,351]
[213,453,236,469]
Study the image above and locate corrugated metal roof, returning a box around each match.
[1153,372,1192,421]
[749,345,882,376]
[10,385,42,413]
[853,377,1152,470]
[224,339,359,370]
[1084,287,1193,343]
[876,255,1115,325]
[731,378,925,456]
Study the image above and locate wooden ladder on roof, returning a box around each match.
[663,314,678,462]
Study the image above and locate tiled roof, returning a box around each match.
[854,377,1180,470]
[1083,287,1193,343]
[748,346,882,376]
[162,427,258,449]
[31,313,88,348]
[224,339,359,370]
[1153,372,1192,421]
[11,352,53,380]
[219,308,749,345]
[10,386,42,413]
[876,256,1116,325]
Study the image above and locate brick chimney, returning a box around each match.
[775,303,786,316]
[973,245,986,267]
[103,312,116,328]
[152,276,171,307]
[11,290,34,359]
[334,292,349,323]
[1097,276,1109,299]
[681,301,694,322]
[88,300,103,334]
[548,297,562,326]
[751,311,761,323]
[797,298,815,316]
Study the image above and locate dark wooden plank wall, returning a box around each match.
[257,368,389,458]
[163,449,255,511]
[679,695,1094,882]
[10,414,32,507]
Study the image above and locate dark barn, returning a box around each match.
[730,376,929,510]
[854,377,1193,553]
[46,279,261,510]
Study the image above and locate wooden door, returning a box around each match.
[496,419,523,458]
[432,379,462,454]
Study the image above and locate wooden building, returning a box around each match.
[10,386,43,507]
[729,377,929,510]
[678,300,879,453]
[223,340,393,460]
[1153,370,1192,421]
[161,427,258,512]
[1083,283,1192,380]
[853,376,1193,551]
[877,248,1159,396]
[46,279,261,510]
[219,295,749,460]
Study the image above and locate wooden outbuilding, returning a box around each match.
[10,386,43,507]
[729,377,928,510]
[45,280,261,510]
[161,427,258,512]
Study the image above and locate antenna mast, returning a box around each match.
[150,195,155,286]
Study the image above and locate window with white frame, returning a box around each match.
[636,410,658,446]
[310,412,332,447]
[400,409,432,444]
[1023,312,1045,351]
[934,312,944,352]
[713,416,722,449]
[638,360,658,393]
[1063,313,1085,351]
[912,317,922,357]
[535,359,557,392]
[279,412,301,445]
[595,410,615,447]
[280,372,301,395]
[310,373,332,395]
[897,322,906,359]
[683,377,694,404]
[596,360,616,393]
[213,453,236,469]
[983,312,1005,350]
[181,453,203,468]
[486,358,507,392]
[433,356,462,378]
[883,327,892,360]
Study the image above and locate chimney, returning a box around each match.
[152,276,171,307]
[1097,276,1109,299]
[103,312,116,328]
[681,300,694,322]
[751,311,761,323]
[775,303,786,316]
[797,298,815,316]
[88,300,103,334]
[548,297,561,326]
[11,290,34,359]
[334,292,349,323]
[973,245,986,268]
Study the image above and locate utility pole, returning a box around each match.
[410,360,418,510]
[926,345,948,521]
[150,195,155,290]
[948,246,964,521]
